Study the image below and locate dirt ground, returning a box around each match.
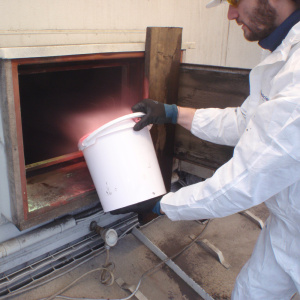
[8,203,276,300]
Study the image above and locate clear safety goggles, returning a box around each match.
[206,0,240,8]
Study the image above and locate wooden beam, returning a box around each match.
[144,27,182,191]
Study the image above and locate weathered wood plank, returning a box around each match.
[145,27,182,191]
[175,64,250,171]
[0,60,25,225]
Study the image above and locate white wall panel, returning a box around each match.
[0,0,262,69]
[226,21,262,68]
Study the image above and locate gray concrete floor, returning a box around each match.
[9,203,298,300]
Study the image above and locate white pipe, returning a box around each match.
[0,216,76,258]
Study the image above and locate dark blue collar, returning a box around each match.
[259,10,300,52]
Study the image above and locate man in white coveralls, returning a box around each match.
[130,0,300,298]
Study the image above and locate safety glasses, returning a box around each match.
[225,0,239,7]
[206,0,240,8]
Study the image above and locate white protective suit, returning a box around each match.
[161,21,300,299]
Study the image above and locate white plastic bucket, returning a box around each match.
[78,112,166,212]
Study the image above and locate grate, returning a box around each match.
[0,215,139,299]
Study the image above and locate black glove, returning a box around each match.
[131,99,178,131]
[110,195,163,215]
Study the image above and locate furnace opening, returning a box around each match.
[19,66,125,164]
[16,55,144,220]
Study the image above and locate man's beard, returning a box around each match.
[241,0,278,41]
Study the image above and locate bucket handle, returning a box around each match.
[82,112,145,147]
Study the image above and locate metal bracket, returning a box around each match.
[116,277,148,300]
[132,227,214,300]
[239,210,264,229]
[189,235,231,269]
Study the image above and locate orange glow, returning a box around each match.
[60,104,132,149]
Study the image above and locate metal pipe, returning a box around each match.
[0,216,76,258]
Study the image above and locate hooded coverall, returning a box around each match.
[161,21,300,299]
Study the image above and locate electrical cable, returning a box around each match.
[100,248,115,286]
[118,222,140,239]
[46,247,115,300]
[0,247,107,300]
[45,219,210,300]
[46,268,114,300]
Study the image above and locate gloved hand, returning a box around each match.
[110,195,164,215]
[151,200,164,215]
[131,99,178,131]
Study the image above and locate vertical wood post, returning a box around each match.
[145,27,182,191]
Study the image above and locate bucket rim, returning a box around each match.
[78,112,145,150]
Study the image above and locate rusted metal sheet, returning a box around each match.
[27,160,95,216]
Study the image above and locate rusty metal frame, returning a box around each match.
[2,51,145,230]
